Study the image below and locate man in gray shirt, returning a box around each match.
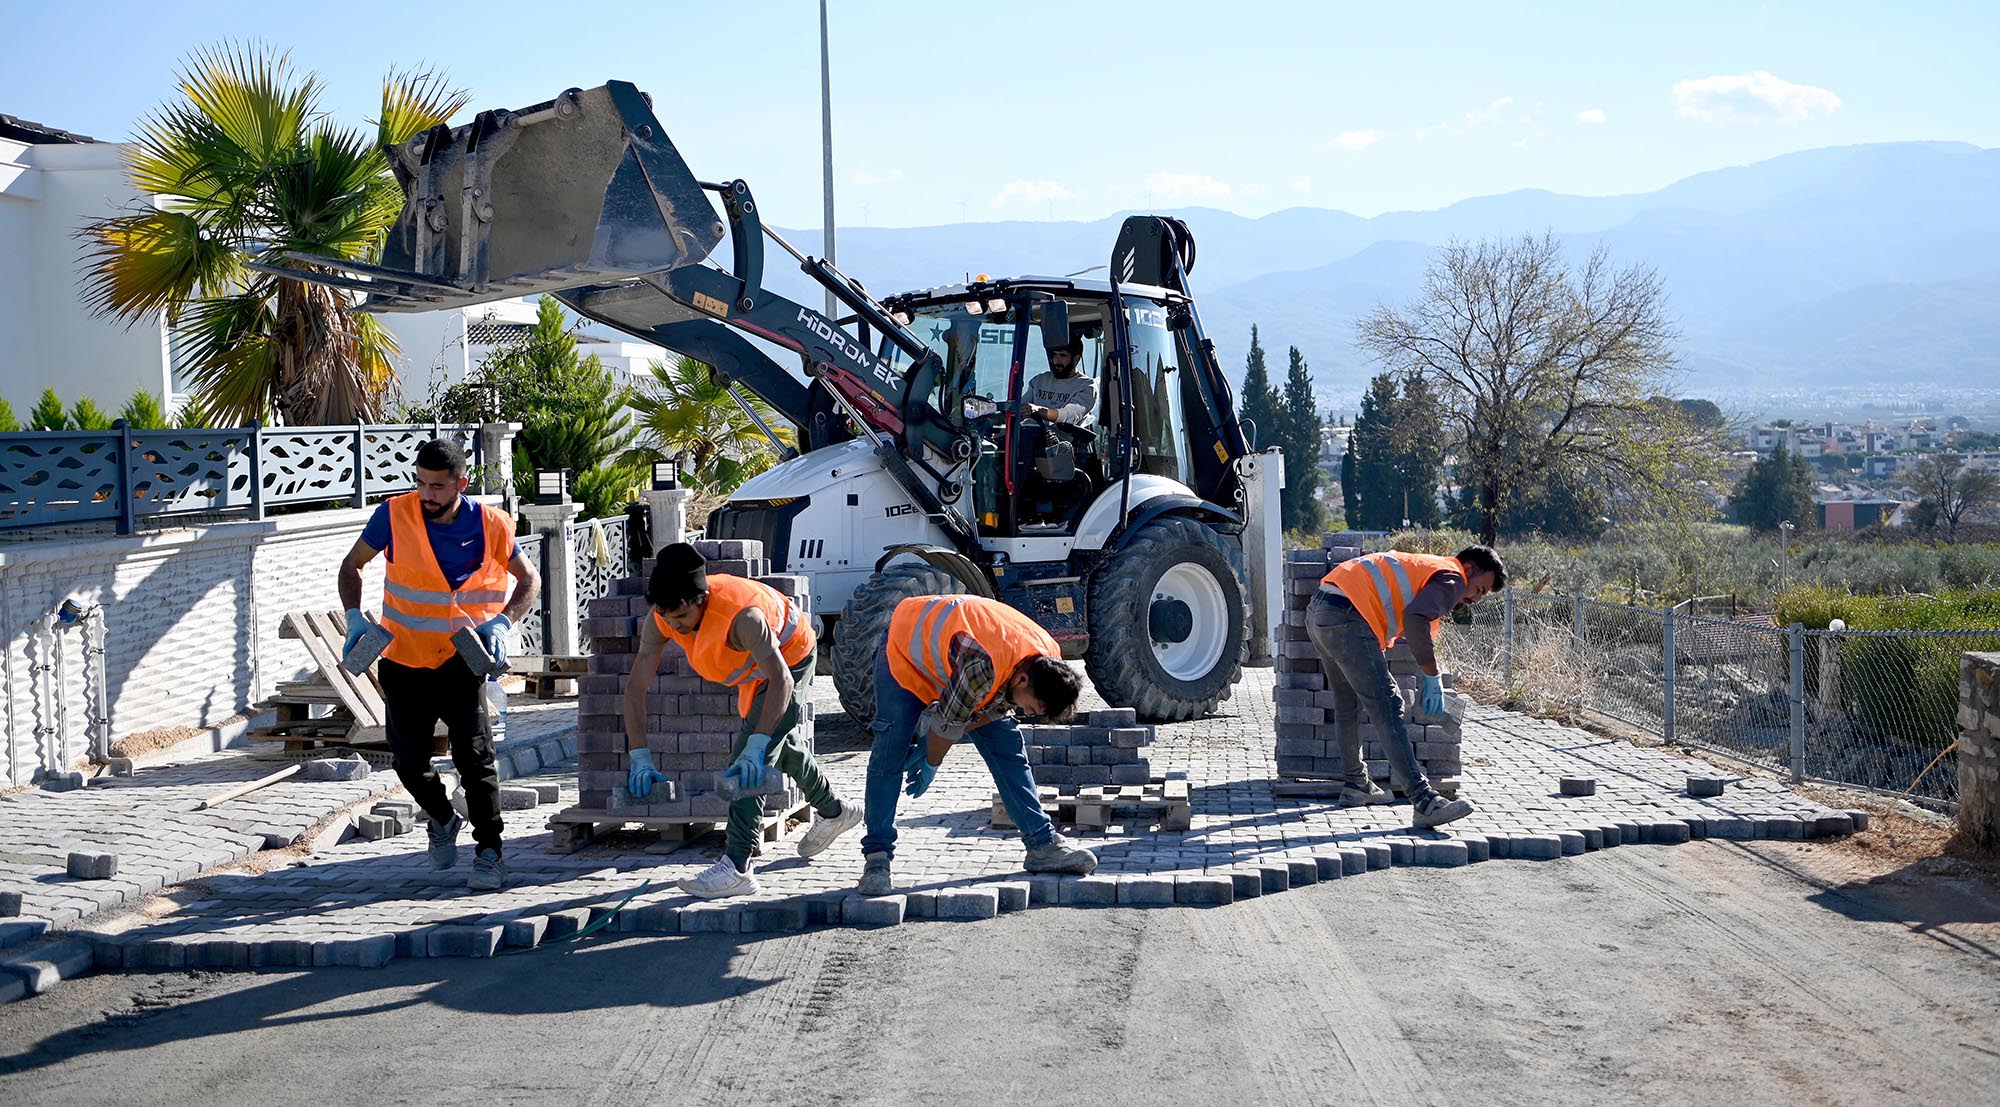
[1023,338,1097,426]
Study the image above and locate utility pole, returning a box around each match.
[819,0,837,321]
[1778,519,1794,588]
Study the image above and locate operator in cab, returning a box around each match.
[1021,336,1097,426]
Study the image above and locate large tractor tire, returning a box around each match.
[832,563,969,726]
[1085,516,1245,722]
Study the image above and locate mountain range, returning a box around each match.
[765,141,2000,406]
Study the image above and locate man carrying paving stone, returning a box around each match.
[625,543,860,899]
[858,594,1099,894]
[336,438,540,891]
[1309,545,1506,829]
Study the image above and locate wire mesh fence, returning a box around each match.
[1441,590,1995,810]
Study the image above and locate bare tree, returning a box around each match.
[1355,234,1713,543]
[1914,453,2000,543]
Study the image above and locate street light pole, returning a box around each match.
[819,0,838,322]
[1778,519,1794,589]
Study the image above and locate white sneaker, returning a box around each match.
[678,855,760,900]
[796,801,862,859]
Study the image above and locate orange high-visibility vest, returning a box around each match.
[653,574,815,718]
[380,493,516,669]
[1321,551,1464,650]
[887,595,1060,709]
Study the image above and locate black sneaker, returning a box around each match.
[427,814,464,869]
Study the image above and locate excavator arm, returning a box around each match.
[249,80,979,548]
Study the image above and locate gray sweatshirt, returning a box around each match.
[1024,371,1098,425]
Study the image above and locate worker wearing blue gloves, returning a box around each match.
[623,544,858,900]
[1308,545,1505,829]
[334,438,539,891]
[857,595,1099,896]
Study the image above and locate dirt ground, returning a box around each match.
[4,826,1997,1107]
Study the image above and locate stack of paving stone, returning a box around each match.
[1272,534,1465,796]
[1020,708,1155,787]
[566,538,812,824]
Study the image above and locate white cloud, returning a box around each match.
[849,167,903,186]
[989,179,1072,209]
[1142,171,1233,204]
[1289,176,1311,192]
[1328,128,1384,151]
[1463,96,1515,127]
[1238,182,1267,197]
[1412,120,1450,141]
[1673,70,1841,124]
[1576,108,1607,125]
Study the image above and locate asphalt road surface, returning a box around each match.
[3,837,1996,1106]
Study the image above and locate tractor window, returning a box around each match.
[883,303,1101,409]
[1120,304,1189,484]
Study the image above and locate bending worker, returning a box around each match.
[858,593,1098,895]
[338,438,539,892]
[626,543,860,900]
[1307,545,1507,829]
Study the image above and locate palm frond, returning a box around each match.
[177,42,321,167]
[77,208,240,322]
[374,67,469,150]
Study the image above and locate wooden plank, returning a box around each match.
[294,609,386,728]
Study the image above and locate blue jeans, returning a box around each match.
[859,651,1057,860]
[1305,590,1436,802]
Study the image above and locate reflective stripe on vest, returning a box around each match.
[653,575,814,717]
[1319,551,1460,651]
[379,493,515,669]
[886,594,1059,709]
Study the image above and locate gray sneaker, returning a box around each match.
[1024,834,1098,875]
[1413,793,1474,829]
[427,814,464,870]
[1337,777,1394,806]
[797,801,862,859]
[468,847,507,891]
[857,852,894,896]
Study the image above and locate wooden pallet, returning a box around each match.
[246,610,390,746]
[992,780,1191,833]
[510,653,589,699]
[545,798,810,853]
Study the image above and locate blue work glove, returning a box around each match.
[903,743,939,798]
[724,732,774,791]
[627,747,670,799]
[342,608,371,661]
[1421,674,1446,717]
[474,613,512,668]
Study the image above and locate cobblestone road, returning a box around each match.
[16,669,1861,977]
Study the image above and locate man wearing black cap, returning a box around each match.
[623,543,857,899]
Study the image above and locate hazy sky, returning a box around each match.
[5,0,1994,227]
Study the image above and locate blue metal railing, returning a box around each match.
[0,421,483,534]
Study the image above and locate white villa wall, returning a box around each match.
[0,138,170,415]
[0,511,384,786]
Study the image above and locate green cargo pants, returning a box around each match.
[726,651,837,864]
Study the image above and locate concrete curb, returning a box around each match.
[20,803,1874,991]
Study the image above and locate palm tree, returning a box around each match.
[79,45,467,426]
[626,355,792,494]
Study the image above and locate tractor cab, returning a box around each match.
[876,281,1226,540]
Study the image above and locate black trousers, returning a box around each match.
[379,656,503,855]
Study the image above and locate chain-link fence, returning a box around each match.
[1443,590,1996,810]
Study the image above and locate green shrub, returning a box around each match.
[69,397,113,431]
[120,389,169,430]
[28,388,68,430]
[0,394,16,432]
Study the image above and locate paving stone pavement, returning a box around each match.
[15,668,1864,980]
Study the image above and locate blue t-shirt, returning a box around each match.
[362,497,521,589]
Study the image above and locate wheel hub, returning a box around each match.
[1149,562,1229,682]
[1149,597,1194,643]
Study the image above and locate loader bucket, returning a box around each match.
[358,81,723,312]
